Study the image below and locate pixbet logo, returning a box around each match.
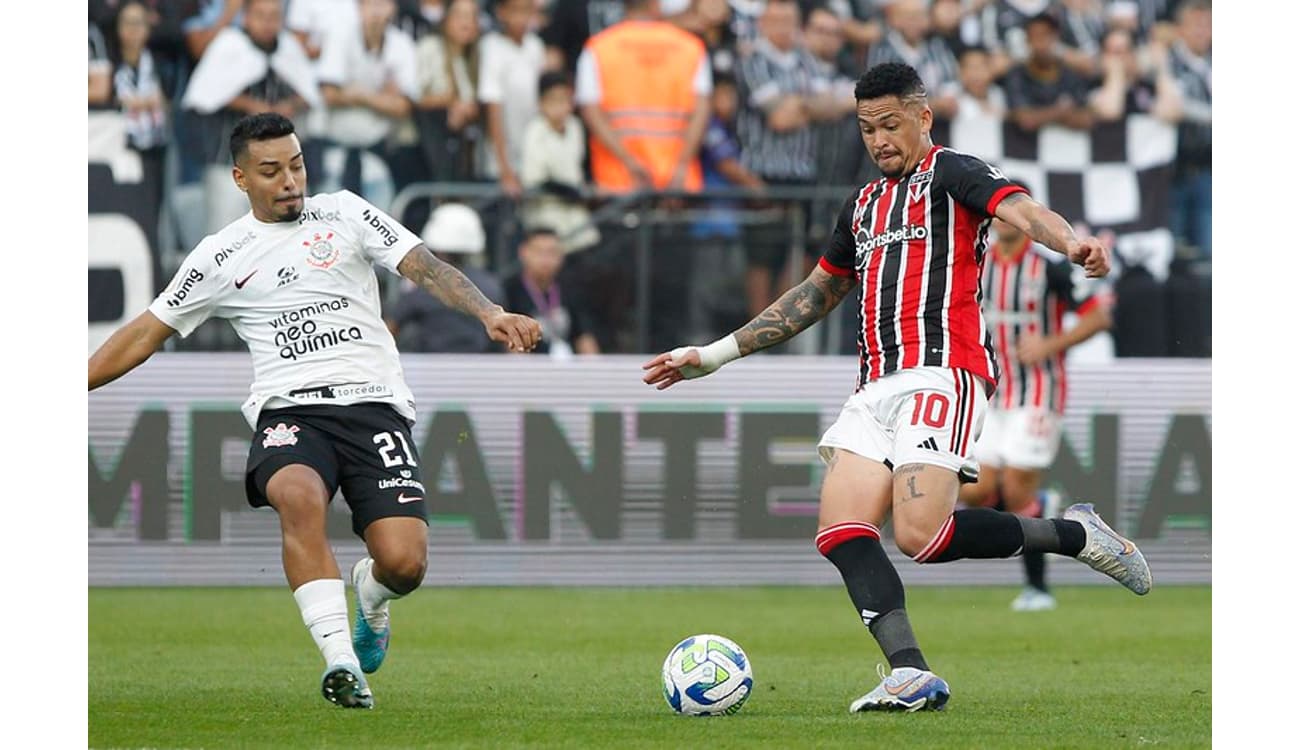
[298,208,341,224]
[165,268,204,308]
[212,231,256,267]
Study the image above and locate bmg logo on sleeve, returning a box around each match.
[165,268,205,308]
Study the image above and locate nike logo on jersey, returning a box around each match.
[396,493,423,504]
[234,270,259,289]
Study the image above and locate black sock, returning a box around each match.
[824,536,928,671]
[926,508,1025,562]
[1023,552,1048,592]
[1021,517,1087,558]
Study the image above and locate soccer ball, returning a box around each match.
[661,634,753,716]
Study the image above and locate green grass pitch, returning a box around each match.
[89,585,1210,749]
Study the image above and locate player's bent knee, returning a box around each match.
[265,467,330,524]
[893,521,942,560]
[373,551,427,594]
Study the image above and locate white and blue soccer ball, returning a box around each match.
[661,634,753,716]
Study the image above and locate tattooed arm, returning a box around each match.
[642,266,857,390]
[396,244,542,352]
[994,192,1111,278]
[734,266,858,355]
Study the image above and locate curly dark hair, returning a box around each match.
[229,113,296,165]
[854,62,927,102]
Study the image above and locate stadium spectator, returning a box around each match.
[520,72,600,255]
[953,46,1006,120]
[576,0,711,198]
[90,21,114,108]
[679,0,740,79]
[1002,12,1094,132]
[316,0,420,207]
[540,0,625,75]
[414,0,482,182]
[978,0,1053,77]
[866,0,960,121]
[285,0,361,60]
[575,0,711,351]
[107,1,171,162]
[1166,0,1211,259]
[813,0,885,64]
[805,4,873,186]
[1087,27,1182,123]
[386,203,508,353]
[91,0,192,99]
[1057,0,1105,78]
[736,0,848,318]
[929,0,980,61]
[182,0,245,60]
[393,0,451,41]
[503,227,602,357]
[181,0,320,232]
[478,0,547,198]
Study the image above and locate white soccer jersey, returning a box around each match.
[149,190,423,428]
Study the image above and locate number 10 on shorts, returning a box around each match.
[910,392,951,428]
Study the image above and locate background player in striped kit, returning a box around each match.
[643,62,1149,714]
[961,190,1114,612]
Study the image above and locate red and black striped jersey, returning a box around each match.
[981,238,1108,414]
[819,145,1026,391]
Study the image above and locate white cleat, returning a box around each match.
[1010,587,1057,612]
[849,665,950,713]
[1064,503,1152,595]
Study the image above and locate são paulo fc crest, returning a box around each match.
[262,423,300,448]
[303,232,339,269]
[907,169,933,203]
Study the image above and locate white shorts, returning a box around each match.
[818,367,988,475]
[971,407,1063,470]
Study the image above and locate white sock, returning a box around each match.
[293,579,359,668]
[357,561,403,630]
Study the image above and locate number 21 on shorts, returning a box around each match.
[909,392,951,428]
[373,431,418,467]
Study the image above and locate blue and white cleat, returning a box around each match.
[1065,503,1152,595]
[320,662,373,709]
[350,557,390,674]
[849,665,950,713]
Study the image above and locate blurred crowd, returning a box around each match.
[89,0,1211,356]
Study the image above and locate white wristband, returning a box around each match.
[671,335,741,379]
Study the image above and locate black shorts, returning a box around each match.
[245,402,429,537]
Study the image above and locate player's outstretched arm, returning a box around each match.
[994,192,1111,278]
[1016,303,1113,366]
[88,311,177,390]
[642,266,857,390]
[396,244,542,352]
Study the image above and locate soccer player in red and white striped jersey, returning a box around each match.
[644,62,1150,713]
[962,199,1114,612]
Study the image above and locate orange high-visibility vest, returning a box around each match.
[585,20,705,193]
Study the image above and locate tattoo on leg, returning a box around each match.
[894,463,928,504]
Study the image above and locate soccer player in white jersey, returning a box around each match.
[88,113,542,709]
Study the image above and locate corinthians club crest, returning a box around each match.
[303,232,339,269]
[262,423,300,448]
